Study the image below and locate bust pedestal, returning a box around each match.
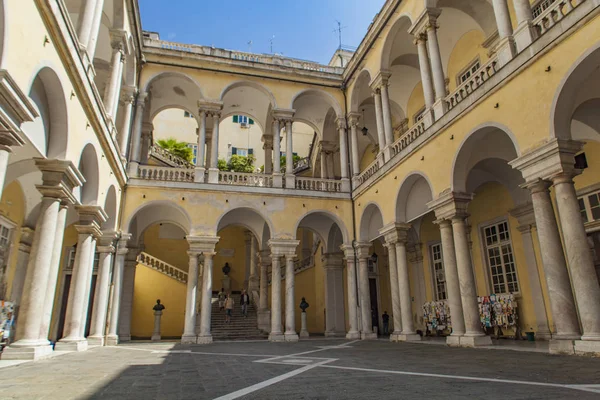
[151,310,163,341]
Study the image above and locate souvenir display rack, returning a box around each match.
[422,300,451,336]
[478,294,519,339]
[0,300,14,349]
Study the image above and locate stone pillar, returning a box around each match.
[414,34,435,112]
[207,111,221,184]
[85,0,105,62]
[342,245,360,339]
[0,146,11,193]
[248,236,259,294]
[323,254,345,337]
[512,0,537,52]
[381,235,402,341]
[425,15,448,119]
[117,254,136,342]
[105,234,130,346]
[269,254,284,341]
[356,243,377,339]
[300,311,309,338]
[284,119,295,188]
[263,136,273,175]
[140,123,153,165]
[182,251,199,343]
[118,88,136,160]
[103,40,125,120]
[372,89,386,163]
[4,160,83,360]
[348,113,361,180]
[272,119,282,185]
[394,236,421,341]
[39,202,69,342]
[8,228,34,307]
[492,0,516,65]
[197,252,214,343]
[76,0,101,53]
[87,232,118,346]
[552,173,600,341]
[195,110,207,181]
[337,119,350,191]
[257,250,271,332]
[151,309,163,341]
[509,203,552,339]
[284,254,299,341]
[205,129,213,169]
[128,92,148,174]
[320,147,328,179]
[56,206,107,352]
[380,81,394,148]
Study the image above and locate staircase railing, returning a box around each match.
[150,145,195,169]
[137,251,188,283]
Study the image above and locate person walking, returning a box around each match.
[225,293,234,324]
[218,288,226,311]
[382,311,390,336]
[240,290,250,318]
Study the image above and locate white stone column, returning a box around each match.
[425,22,448,119]
[372,89,387,162]
[512,0,537,52]
[284,254,299,341]
[327,153,335,179]
[248,236,259,294]
[118,254,137,342]
[182,252,199,343]
[452,216,491,346]
[492,0,517,65]
[263,137,273,175]
[128,92,148,174]
[415,34,435,110]
[103,43,125,120]
[207,112,221,184]
[105,234,130,346]
[39,202,69,342]
[198,252,215,344]
[348,115,361,178]
[323,254,345,336]
[337,119,350,191]
[356,244,377,339]
[284,120,295,188]
[320,148,328,178]
[383,241,402,340]
[272,120,281,174]
[86,0,105,62]
[437,220,466,342]
[257,250,271,332]
[269,254,284,341]
[118,89,136,159]
[88,233,117,346]
[394,239,420,341]
[205,130,213,169]
[552,174,600,341]
[76,0,101,52]
[343,246,360,339]
[0,145,11,193]
[140,124,153,165]
[8,228,34,307]
[195,110,207,181]
[375,72,394,150]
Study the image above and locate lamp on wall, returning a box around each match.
[361,109,368,136]
[370,252,378,263]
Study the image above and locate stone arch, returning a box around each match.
[294,210,350,251]
[142,71,205,96]
[216,207,273,249]
[380,14,414,71]
[219,80,277,108]
[551,41,600,140]
[102,185,118,231]
[349,69,373,113]
[124,200,192,244]
[359,203,384,242]
[76,144,100,205]
[395,172,434,223]
[571,99,600,143]
[291,89,343,118]
[21,66,68,159]
[426,0,497,36]
[326,224,344,254]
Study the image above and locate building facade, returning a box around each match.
[0,0,599,360]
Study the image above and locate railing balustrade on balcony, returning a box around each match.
[533,0,583,35]
[295,177,342,192]
[357,158,380,186]
[138,165,195,182]
[445,56,499,111]
[150,145,195,169]
[218,171,274,187]
[391,122,426,157]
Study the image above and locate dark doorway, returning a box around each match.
[369,278,379,334]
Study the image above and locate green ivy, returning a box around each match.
[156,138,193,162]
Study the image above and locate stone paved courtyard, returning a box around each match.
[1,339,600,399]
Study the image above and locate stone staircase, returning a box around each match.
[209,294,268,341]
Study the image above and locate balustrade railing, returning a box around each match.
[533,0,582,35]
[150,145,195,169]
[391,122,426,157]
[138,165,195,182]
[445,56,499,111]
[357,158,380,185]
[294,255,314,273]
[295,177,342,192]
[137,252,188,283]
[293,157,311,173]
[218,171,273,187]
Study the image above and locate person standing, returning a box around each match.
[382,311,390,336]
[225,294,234,324]
[218,288,226,311]
[240,290,250,318]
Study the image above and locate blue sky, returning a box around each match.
[139,0,386,64]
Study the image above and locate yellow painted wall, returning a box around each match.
[446,30,489,93]
[1,182,25,299]
[131,266,186,338]
[574,141,600,190]
[406,82,425,125]
[143,224,189,271]
[214,226,249,293]
[360,145,376,171]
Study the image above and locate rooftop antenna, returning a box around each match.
[247,40,253,53]
[333,20,347,50]
[270,35,275,54]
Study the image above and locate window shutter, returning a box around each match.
[232,147,237,155]
[233,115,238,123]
[248,148,254,155]
[249,118,255,125]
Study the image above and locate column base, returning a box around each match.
[300,330,310,338]
[196,335,213,344]
[127,161,140,176]
[389,331,403,342]
[285,332,299,342]
[361,332,377,340]
[1,344,54,360]
[574,340,600,356]
[285,174,296,189]
[118,334,131,342]
[257,310,271,332]
[549,339,575,355]
[87,336,105,346]
[376,153,385,168]
[422,109,434,129]
[273,173,283,188]
[346,331,361,340]
[581,333,600,341]
[534,327,553,341]
[207,168,219,184]
[432,99,448,121]
[398,333,421,342]
[324,331,345,338]
[181,334,197,344]
[514,21,538,53]
[194,167,206,183]
[340,178,351,193]
[383,146,392,162]
[151,335,161,342]
[446,335,462,346]
[495,37,517,68]
[268,332,285,342]
[460,335,492,348]
[55,339,88,352]
[105,335,119,346]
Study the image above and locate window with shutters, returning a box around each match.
[579,190,600,223]
[483,220,519,294]
[458,59,481,84]
[187,143,198,165]
[232,115,255,127]
[429,243,447,300]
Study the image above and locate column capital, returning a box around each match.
[136,92,149,109]
[109,29,130,55]
[186,250,200,258]
[412,32,428,46]
[197,99,223,115]
[34,158,84,204]
[408,7,442,36]
[97,230,119,250]
[379,222,411,244]
[369,70,392,90]
[335,118,347,131]
[319,140,336,153]
[509,201,537,229]
[187,235,220,255]
[141,122,154,136]
[347,112,361,127]
[272,108,295,122]
[354,242,372,259]
[427,190,473,221]
[0,70,38,145]
[340,244,355,260]
[269,239,299,256]
[322,253,344,269]
[116,233,132,255]
[120,85,137,104]
[261,135,274,148]
[509,138,584,184]
[18,227,35,254]
[74,205,108,238]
